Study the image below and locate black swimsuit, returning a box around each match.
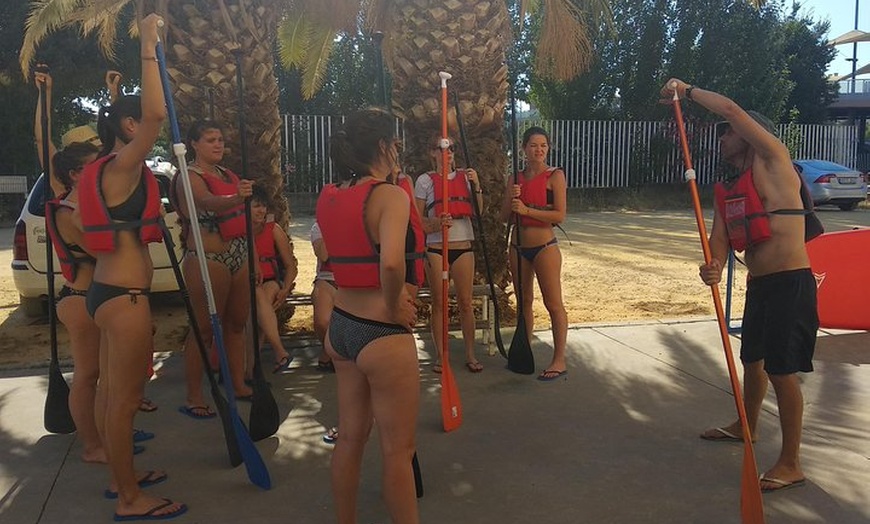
[85,178,152,318]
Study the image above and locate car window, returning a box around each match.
[27,174,49,217]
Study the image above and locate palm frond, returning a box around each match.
[19,0,83,77]
[73,0,131,63]
[300,27,336,100]
[277,15,312,69]
[535,0,593,81]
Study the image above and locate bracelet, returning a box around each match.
[685,85,696,101]
[141,55,158,62]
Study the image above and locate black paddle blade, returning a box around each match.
[412,452,424,498]
[507,319,535,375]
[248,373,279,442]
[211,383,243,467]
[44,361,75,434]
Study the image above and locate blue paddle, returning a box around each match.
[155,32,271,490]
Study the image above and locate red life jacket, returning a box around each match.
[45,194,82,282]
[78,155,163,252]
[255,221,279,280]
[518,167,558,227]
[397,174,426,287]
[316,179,384,288]
[714,169,772,252]
[715,168,823,252]
[184,164,247,241]
[425,170,474,218]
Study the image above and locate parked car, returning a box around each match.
[12,162,183,317]
[793,159,868,211]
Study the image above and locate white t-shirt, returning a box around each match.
[309,221,334,282]
[414,171,475,245]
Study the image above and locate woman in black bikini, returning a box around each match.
[77,14,186,521]
[316,108,420,524]
[174,120,254,416]
[500,126,569,381]
[414,135,484,373]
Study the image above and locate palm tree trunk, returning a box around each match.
[389,0,514,304]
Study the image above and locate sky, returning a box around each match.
[798,0,869,77]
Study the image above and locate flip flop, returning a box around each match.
[138,398,158,413]
[273,355,292,374]
[177,405,216,420]
[133,445,146,455]
[316,360,335,373]
[104,470,168,499]
[537,369,567,381]
[465,361,483,373]
[760,476,806,493]
[700,427,743,442]
[323,427,339,444]
[133,429,155,443]
[235,394,254,402]
[113,498,188,522]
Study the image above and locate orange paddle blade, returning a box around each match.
[440,358,462,432]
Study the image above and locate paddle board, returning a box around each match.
[806,228,870,330]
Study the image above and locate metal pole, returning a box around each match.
[852,0,860,94]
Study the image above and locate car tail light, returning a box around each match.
[13,220,28,261]
[814,174,835,183]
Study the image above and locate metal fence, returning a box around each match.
[280,114,859,192]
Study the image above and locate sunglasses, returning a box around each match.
[432,144,456,152]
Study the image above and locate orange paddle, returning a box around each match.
[438,71,462,432]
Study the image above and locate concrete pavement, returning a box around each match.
[0,319,868,523]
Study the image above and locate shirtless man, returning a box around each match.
[661,79,818,493]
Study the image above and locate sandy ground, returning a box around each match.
[2,208,869,369]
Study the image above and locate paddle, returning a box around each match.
[670,83,765,524]
[452,91,507,360]
[156,30,271,489]
[437,71,462,433]
[506,84,535,375]
[231,47,281,442]
[37,64,75,435]
[160,225,242,466]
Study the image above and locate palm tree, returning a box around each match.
[20,0,288,222]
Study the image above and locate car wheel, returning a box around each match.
[20,296,46,318]
[838,202,859,211]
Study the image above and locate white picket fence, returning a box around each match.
[280,114,859,192]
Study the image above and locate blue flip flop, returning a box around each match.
[113,498,187,522]
[104,470,168,499]
[133,429,155,443]
[133,444,146,455]
[177,405,216,420]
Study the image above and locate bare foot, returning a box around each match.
[81,447,108,464]
[699,422,755,442]
[114,493,186,520]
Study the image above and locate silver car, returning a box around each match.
[11,161,183,316]
[793,159,868,211]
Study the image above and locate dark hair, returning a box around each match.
[522,126,550,147]
[329,108,395,181]
[746,110,777,137]
[96,95,141,157]
[185,119,224,161]
[251,184,270,207]
[52,142,100,191]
